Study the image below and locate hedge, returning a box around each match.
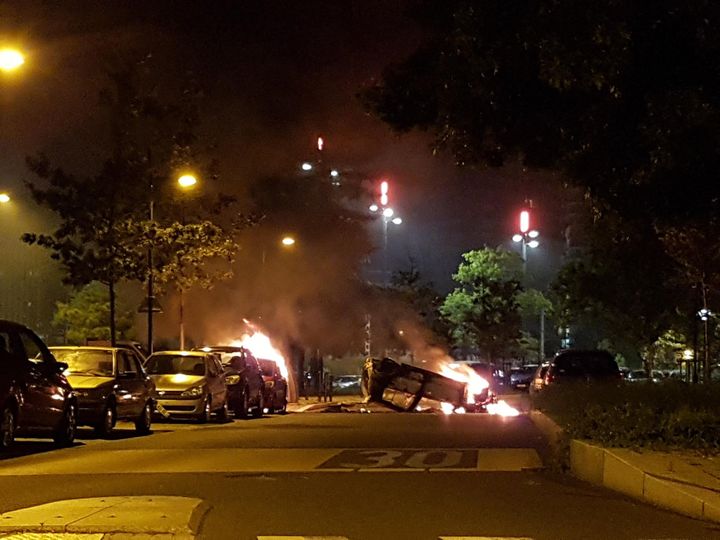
[532,381,720,452]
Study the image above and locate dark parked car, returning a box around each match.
[258,358,288,414]
[544,350,622,386]
[0,320,77,449]
[195,346,264,418]
[510,365,539,390]
[145,351,229,423]
[49,346,155,436]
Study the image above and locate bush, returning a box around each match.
[533,381,720,452]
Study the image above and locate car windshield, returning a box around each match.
[52,349,114,377]
[146,355,205,376]
[257,359,276,376]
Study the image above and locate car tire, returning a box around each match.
[215,401,229,423]
[0,405,15,450]
[197,396,212,424]
[53,402,77,447]
[134,401,153,434]
[234,388,250,419]
[275,394,288,414]
[252,392,264,418]
[94,402,115,437]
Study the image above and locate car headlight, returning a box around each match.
[224,375,240,386]
[181,385,204,397]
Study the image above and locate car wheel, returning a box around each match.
[234,388,250,419]
[134,401,152,434]
[53,402,77,447]
[0,405,15,450]
[94,402,115,437]
[197,396,211,423]
[276,393,288,414]
[252,392,264,418]
[215,401,229,423]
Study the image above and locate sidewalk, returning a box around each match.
[287,394,365,413]
[531,412,720,524]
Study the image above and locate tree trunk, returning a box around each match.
[109,280,117,346]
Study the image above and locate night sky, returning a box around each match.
[0,1,567,345]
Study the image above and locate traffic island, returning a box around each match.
[0,496,207,538]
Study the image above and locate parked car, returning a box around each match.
[332,374,362,392]
[529,363,550,394]
[0,320,77,449]
[510,365,539,390]
[193,346,264,418]
[49,346,154,436]
[625,369,650,383]
[257,359,288,413]
[544,350,621,386]
[145,351,228,423]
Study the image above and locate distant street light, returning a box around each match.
[301,162,313,171]
[281,236,296,246]
[370,179,403,284]
[512,206,543,361]
[0,49,24,72]
[0,193,10,204]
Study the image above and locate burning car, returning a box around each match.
[361,357,500,413]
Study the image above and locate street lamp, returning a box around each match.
[281,236,296,247]
[370,180,402,284]
[0,49,24,72]
[301,162,313,172]
[177,174,198,189]
[512,207,542,360]
[0,193,10,204]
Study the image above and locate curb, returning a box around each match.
[528,410,568,470]
[570,440,720,524]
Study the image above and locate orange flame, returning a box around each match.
[438,363,489,404]
[230,326,289,380]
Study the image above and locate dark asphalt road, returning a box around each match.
[0,407,718,540]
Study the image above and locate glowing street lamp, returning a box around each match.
[301,162,313,172]
[177,174,198,189]
[281,236,296,247]
[0,49,24,72]
[0,193,10,204]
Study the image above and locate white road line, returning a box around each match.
[258,537,349,540]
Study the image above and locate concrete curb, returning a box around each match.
[570,440,720,524]
[528,410,568,469]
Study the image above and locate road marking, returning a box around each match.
[0,448,541,475]
[258,537,348,540]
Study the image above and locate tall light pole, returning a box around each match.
[369,180,402,285]
[176,173,199,350]
[512,208,542,360]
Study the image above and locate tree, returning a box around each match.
[363,0,720,227]
[23,55,244,345]
[440,248,523,360]
[52,282,135,344]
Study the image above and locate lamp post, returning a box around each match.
[369,180,402,285]
[176,174,198,350]
[512,208,542,360]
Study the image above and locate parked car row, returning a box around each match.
[528,349,622,394]
[0,320,289,450]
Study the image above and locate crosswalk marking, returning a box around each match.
[0,448,541,476]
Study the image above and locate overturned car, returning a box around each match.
[361,357,497,412]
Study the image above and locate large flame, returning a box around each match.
[437,361,520,417]
[230,324,289,380]
[438,363,489,404]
